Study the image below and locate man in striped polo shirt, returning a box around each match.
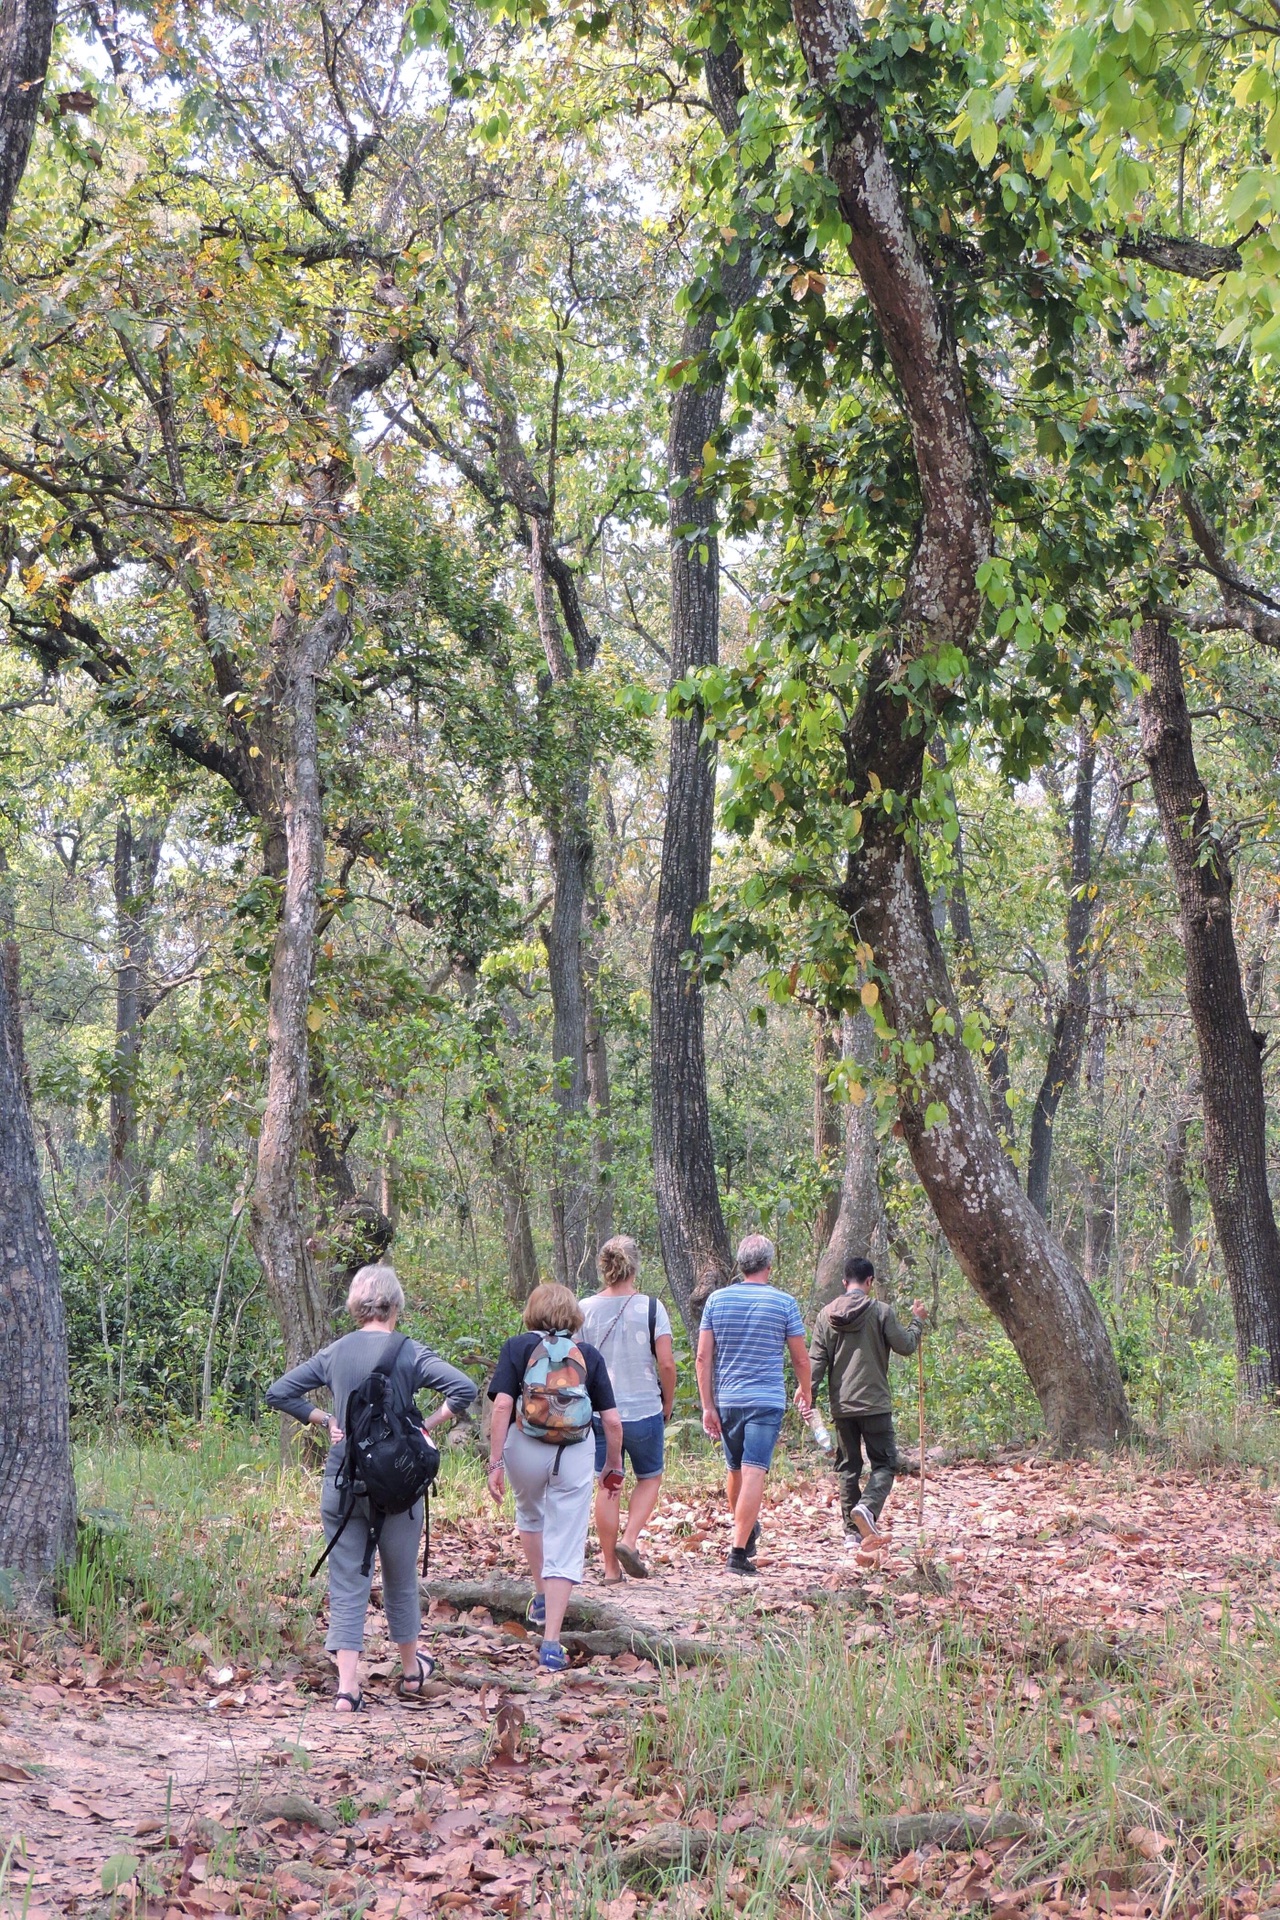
[696,1235,813,1576]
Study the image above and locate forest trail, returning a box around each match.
[2,1456,1279,1919]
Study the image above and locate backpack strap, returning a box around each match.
[310,1489,357,1579]
[648,1294,658,1357]
[373,1331,411,1395]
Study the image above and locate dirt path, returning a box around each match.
[2,1457,1276,1918]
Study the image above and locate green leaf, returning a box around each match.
[101,1855,140,1894]
[970,120,999,169]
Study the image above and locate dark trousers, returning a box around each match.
[833,1414,897,1525]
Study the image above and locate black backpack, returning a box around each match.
[310,1333,441,1580]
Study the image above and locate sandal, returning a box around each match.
[615,1542,650,1579]
[396,1654,437,1701]
[334,1690,364,1714]
[602,1572,625,1585]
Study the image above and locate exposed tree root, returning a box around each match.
[423,1577,720,1665]
[616,1813,1051,1889]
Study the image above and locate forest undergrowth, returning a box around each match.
[4,1428,1280,1919]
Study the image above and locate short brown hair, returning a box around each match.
[523,1283,583,1335]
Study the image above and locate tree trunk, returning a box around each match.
[0,932,75,1609]
[947,831,1012,1141]
[304,1044,357,1214]
[0,0,74,1612]
[488,1106,541,1303]
[812,1011,884,1311]
[584,948,614,1250]
[790,0,1131,1449]
[380,1113,401,1233]
[1082,967,1114,1288]
[1159,1110,1212,1344]
[1027,735,1096,1219]
[650,44,759,1335]
[856,824,1131,1448]
[812,1012,843,1258]
[544,807,592,1288]
[107,809,165,1203]
[1135,615,1280,1397]
[247,588,341,1367]
[0,0,54,239]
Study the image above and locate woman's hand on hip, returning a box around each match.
[487,1459,506,1504]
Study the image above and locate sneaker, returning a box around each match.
[526,1593,546,1629]
[538,1640,568,1671]
[850,1502,883,1544]
[727,1547,758,1577]
[745,1521,761,1556]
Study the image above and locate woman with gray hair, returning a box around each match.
[267,1262,477,1712]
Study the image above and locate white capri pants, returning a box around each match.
[502,1425,595,1582]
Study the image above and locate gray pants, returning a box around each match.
[502,1424,594,1583]
[320,1474,422,1653]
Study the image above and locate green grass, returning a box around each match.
[622,1608,1280,1905]
[62,1426,507,1667]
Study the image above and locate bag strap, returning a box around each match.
[597,1299,633,1347]
[648,1294,658,1357]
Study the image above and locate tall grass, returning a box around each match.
[62,1427,501,1666]
[631,1610,1280,1889]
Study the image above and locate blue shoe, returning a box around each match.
[526,1593,546,1629]
[538,1640,568,1672]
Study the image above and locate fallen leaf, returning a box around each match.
[0,1763,33,1782]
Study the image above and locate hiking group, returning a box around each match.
[267,1233,928,1707]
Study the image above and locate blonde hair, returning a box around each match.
[598,1235,639,1289]
[346,1262,405,1326]
[523,1283,583,1335]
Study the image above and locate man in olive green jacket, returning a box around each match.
[807,1256,927,1544]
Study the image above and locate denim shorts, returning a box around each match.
[719,1405,785,1473]
[593,1411,665,1480]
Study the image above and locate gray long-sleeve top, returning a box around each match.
[266,1329,478,1476]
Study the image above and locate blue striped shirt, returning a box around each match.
[700,1282,806,1411]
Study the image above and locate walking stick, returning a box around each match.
[917,1337,926,1533]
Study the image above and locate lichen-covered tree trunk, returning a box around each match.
[0,939,75,1608]
[0,0,54,240]
[1136,615,1280,1397]
[107,809,165,1202]
[248,593,340,1367]
[650,43,758,1334]
[791,0,1131,1449]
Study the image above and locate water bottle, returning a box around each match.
[807,1409,834,1453]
